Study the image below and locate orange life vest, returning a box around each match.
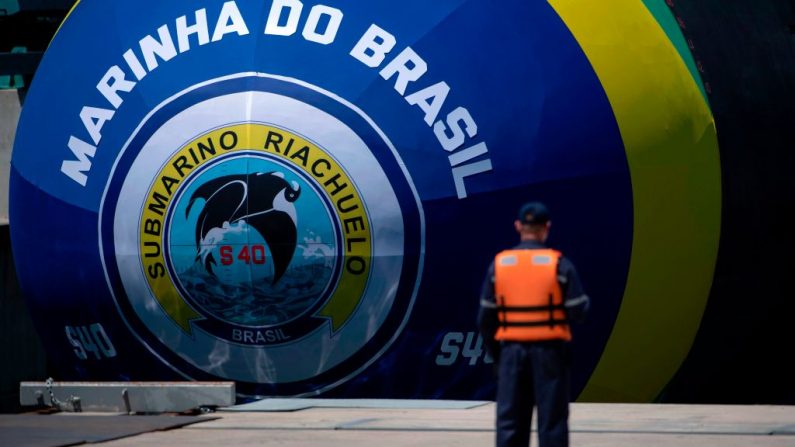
[493,248,572,342]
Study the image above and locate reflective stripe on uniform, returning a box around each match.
[564,294,589,308]
[480,299,497,309]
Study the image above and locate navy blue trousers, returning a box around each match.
[496,341,570,447]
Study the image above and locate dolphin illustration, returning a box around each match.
[185,171,300,283]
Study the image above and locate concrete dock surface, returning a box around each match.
[39,401,795,447]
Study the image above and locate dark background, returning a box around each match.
[1,0,794,409]
[1,1,68,413]
[659,0,795,404]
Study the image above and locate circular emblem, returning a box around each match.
[99,74,424,396]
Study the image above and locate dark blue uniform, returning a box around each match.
[478,240,589,447]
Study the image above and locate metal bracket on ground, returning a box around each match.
[20,380,235,413]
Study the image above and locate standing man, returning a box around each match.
[478,201,589,447]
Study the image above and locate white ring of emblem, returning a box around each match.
[100,73,425,389]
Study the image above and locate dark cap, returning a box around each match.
[518,201,550,225]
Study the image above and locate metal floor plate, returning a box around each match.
[0,413,216,447]
[221,398,491,412]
